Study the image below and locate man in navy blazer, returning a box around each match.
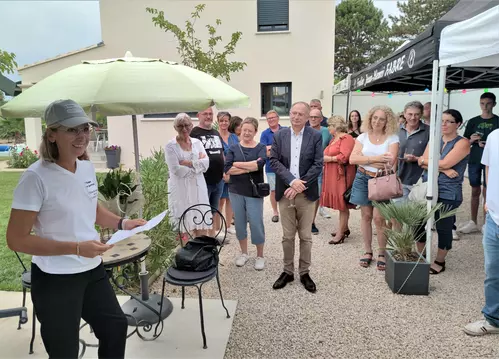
[270,101,324,292]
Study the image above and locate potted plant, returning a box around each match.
[373,200,457,295]
[104,144,121,169]
[97,168,144,240]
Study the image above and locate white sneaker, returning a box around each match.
[319,206,331,218]
[464,319,499,336]
[227,227,236,235]
[235,254,249,267]
[458,220,480,234]
[254,257,265,270]
[452,230,459,240]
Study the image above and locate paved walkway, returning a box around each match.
[154,185,498,358]
[0,291,236,358]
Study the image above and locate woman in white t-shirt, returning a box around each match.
[6,99,147,359]
[349,105,400,271]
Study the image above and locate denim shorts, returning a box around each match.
[468,163,487,187]
[267,172,276,191]
[207,180,224,211]
[349,170,372,207]
[220,182,229,199]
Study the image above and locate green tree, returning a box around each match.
[146,4,246,82]
[335,0,398,79]
[389,0,459,41]
[0,49,17,74]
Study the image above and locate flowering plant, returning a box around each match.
[8,145,40,168]
[104,145,120,151]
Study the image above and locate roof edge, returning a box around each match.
[18,41,105,71]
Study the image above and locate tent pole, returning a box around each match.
[425,60,441,264]
[345,74,352,119]
[346,90,351,119]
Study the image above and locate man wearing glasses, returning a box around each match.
[260,110,284,223]
[270,102,323,293]
[190,107,225,238]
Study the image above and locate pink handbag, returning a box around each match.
[367,165,403,202]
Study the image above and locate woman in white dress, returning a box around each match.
[165,113,211,240]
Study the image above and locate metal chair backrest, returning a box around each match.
[178,204,227,253]
[14,252,28,273]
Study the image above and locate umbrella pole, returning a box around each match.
[132,115,141,173]
[131,115,148,298]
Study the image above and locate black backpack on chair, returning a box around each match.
[172,236,219,272]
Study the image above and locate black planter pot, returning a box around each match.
[385,250,430,295]
[105,148,121,169]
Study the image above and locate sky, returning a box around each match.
[0,0,403,82]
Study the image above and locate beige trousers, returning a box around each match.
[278,193,316,276]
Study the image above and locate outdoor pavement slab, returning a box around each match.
[0,291,237,359]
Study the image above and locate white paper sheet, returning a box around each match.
[107,210,168,245]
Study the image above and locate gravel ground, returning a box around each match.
[152,185,498,358]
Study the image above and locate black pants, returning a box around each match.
[31,263,128,359]
[417,198,461,251]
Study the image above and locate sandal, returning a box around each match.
[377,254,386,271]
[430,260,446,274]
[359,252,373,268]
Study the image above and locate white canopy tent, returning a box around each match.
[425,5,499,260]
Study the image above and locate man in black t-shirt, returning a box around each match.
[190,107,226,237]
[459,92,499,234]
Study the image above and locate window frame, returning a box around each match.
[257,0,289,32]
[260,82,292,117]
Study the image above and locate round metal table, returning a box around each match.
[101,234,173,341]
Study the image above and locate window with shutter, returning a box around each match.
[261,82,292,116]
[257,0,289,32]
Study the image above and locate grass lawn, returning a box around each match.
[0,171,29,291]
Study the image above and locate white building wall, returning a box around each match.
[18,0,335,168]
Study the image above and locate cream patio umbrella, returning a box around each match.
[0,51,250,171]
[0,52,250,326]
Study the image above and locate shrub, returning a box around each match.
[7,146,39,168]
[140,148,177,275]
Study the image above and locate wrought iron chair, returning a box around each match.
[14,252,36,355]
[162,204,230,349]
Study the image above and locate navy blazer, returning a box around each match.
[269,126,324,202]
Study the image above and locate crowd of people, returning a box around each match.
[4,90,499,359]
[165,94,499,334]
[165,94,499,277]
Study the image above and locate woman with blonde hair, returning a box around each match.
[322,115,356,244]
[6,99,147,358]
[349,105,400,271]
[165,113,211,239]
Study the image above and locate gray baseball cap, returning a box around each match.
[44,99,98,128]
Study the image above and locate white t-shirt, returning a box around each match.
[11,160,101,274]
[357,133,399,172]
[482,129,499,225]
